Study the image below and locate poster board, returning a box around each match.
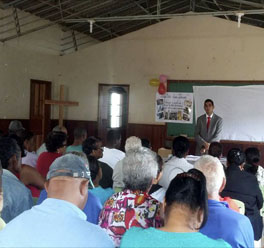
[156,92,193,123]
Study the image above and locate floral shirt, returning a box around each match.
[99,189,162,247]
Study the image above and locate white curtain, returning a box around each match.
[193,85,264,141]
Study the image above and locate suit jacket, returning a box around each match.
[221,164,263,240]
[195,113,223,155]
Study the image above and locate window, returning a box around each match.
[110,92,122,128]
[107,87,127,129]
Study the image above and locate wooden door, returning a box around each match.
[29,79,51,150]
[98,84,129,149]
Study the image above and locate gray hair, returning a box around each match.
[123,147,158,192]
[125,136,142,153]
[52,125,67,134]
[194,155,225,197]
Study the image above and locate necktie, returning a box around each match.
[207,116,211,131]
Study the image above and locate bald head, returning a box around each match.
[45,176,89,210]
[194,155,225,200]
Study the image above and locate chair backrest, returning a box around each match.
[158,148,172,159]
[232,199,245,215]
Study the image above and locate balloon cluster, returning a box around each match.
[149,74,168,95]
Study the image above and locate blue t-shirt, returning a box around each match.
[90,186,114,205]
[2,169,33,223]
[200,200,254,248]
[0,198,114,248]
[66,145,83,153]
[37,189,102,224]
[121,227,231,248]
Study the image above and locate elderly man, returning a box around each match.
[0,154,114,248]
[195,155,254,248]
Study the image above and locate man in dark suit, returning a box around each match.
[195,99,223,155]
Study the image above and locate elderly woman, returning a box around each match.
[221,148,263,243]
[112,136,142,192]
[121,169,231,248]
[99,147,162,247]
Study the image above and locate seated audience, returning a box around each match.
[0,137,33,223]
[208,142,239,212]
[21,130,38,168]
[0,161,5,230]
[112,136,142,192]
[8,120,25,138]
[36,125,67,156]
[0,154,114,247]
[121,169,231,248]
[141,138,152,149]
[99,147,162,247]
[9,133,44,198]
[208,142,223,159]
[244,147,264,187]
[83,136,113,188]
[159,136,193,189]
[99,129,125,170]
[88,156,114,205]
[195,155,254,248]
[36,131,67,178]
[66,127,87,153]
[37,151,102,225]
[149,154,164,195]
[221,148,263,242]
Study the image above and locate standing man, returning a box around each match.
[195,99,223,155]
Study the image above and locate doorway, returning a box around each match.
[29,79,51,149]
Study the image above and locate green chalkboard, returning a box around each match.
[166,80,263,138]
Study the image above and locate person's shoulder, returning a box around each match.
[198,233,231,248]
[216,203,252,227]
[214,114,223,121]
[121,227,150,247]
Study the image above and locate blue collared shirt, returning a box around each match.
[2,169,33,223]
[37,189,102,224]
[200,199,254,248]
[0,198,114,248]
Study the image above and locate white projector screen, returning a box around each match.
[193,85,264,142]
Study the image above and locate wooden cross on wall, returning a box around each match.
[45,85,79,127]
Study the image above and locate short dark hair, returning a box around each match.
[21,130,34,143]
[227,148,245,166]
[172,136,189,158]
[0,137,18,169]
[82,136,99,156]
[204,99,214,106]
[107,129,121,146]
[87,156,99,181]
[244,147,260,175]
[165,168,208,229]
[208,142,223,158]
[8,134,25,158]
[45,131,67,153]
[74,127,87,139]
[141,138,151,149]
